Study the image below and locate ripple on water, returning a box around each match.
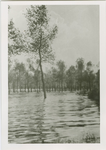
[8,92,100,143]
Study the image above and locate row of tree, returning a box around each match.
[8,58,99,95]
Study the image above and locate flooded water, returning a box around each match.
[8,92,100,143]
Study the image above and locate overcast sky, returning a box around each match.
[9,5,99,70]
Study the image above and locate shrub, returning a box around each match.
[88,88,100,106]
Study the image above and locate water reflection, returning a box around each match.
[8,92,100,143]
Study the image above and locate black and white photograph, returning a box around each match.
[8,4,100,144]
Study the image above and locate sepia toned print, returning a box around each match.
[8,5,100,143]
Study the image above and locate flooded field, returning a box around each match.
[8,92,100,143]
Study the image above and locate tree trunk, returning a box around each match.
[52,83,53,91]
[27,76,29,92]
[25,84,26,92]
[19,71,21,92]
[80,70,82,90]
[55,85,56,91]
[20,86,21,92]
[34,86,36,92]
[59,82,60,92]
[39,31,46,99]
[37,82,38,93]
[49,84,51,92]
[13,81,15,93]
[27,83,29,92]
[17,76,18,92]
[39,83,40,92]
[38,35,46,99]
[61,82,63,92]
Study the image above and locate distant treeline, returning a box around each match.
[8,58,99,104]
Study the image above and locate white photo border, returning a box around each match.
[1,1,106,150]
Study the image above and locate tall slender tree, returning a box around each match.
[86,61,95,91]
[66,66,75,91]
[25,5,58,99]
[56,60,66,91]
[76,58,85,90]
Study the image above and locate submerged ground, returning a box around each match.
[8,92,100,143]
